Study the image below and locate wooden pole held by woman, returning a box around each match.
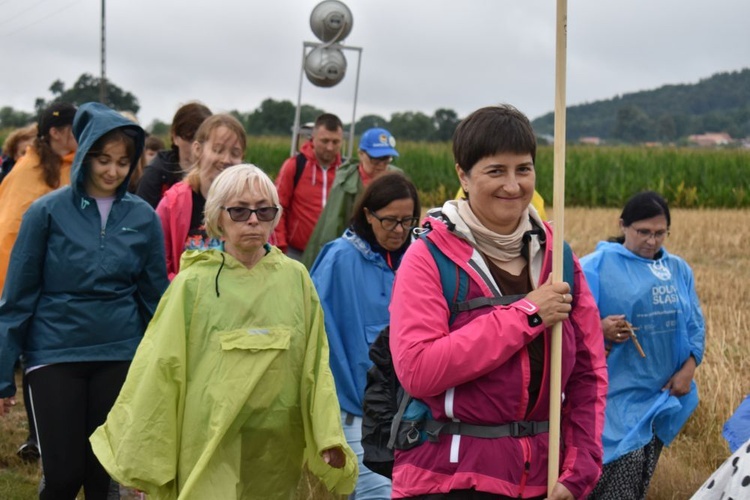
[548,0,568,494]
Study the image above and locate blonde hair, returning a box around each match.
[186,114,247,192]
[3,123,38,158]
[204,164,281,238]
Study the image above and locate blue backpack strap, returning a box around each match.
[421,229,576,317]
[420,234,469,326]
[563,241,575,298]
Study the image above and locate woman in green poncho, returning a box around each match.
[90,164,357,499]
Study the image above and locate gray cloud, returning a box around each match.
[2,0,747,127]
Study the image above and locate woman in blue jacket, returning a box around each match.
[581,191,705,500]
[311,172,420,499]
[0,102,168,500]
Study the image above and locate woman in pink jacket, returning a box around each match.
[156,114,246,279]
[389,105,608,499]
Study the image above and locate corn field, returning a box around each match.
[242,138,750,210]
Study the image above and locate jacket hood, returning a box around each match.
[342,229,391,268]
[422,200,547,289]
[593,240,670,262]
[179,245,283,296]
[71,102,145,200]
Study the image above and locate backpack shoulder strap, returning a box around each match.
[292,153,307,189]
[420,234,469,326]
[563,241,575,297]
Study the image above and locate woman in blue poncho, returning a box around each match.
[582,191,705,500]
[310,172,420,499]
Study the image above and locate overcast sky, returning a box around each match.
[2,0,748,128]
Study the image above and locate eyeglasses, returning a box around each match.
[631,227,669,240]
[222,206,279,222]
[366,154,392,166]
[369,211,419,231]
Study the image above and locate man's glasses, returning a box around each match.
[366,154,392,166]
[222,206,279,222]
[369,211,419,231]
[631,227,669,240]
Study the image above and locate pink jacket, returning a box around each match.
[155,181,192,280]
[389,212,607,499]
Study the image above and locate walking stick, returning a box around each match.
[548,0,568,495]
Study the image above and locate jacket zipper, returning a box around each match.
[517,437,532,497]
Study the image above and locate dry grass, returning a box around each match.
[2,208,747,499]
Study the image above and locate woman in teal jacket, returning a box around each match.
[310,172,420,499]
[0,102,168,499]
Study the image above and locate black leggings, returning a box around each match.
[27,361,129,500]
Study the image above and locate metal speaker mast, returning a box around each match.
[100,0,107,104]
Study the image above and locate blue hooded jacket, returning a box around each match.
[581,241,705,463]
[310,229,399,416]
[0,102,169,398]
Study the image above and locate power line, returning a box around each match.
[0,0,83,39]
[0,0,49,29]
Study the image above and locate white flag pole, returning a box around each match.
[548,0,568,495]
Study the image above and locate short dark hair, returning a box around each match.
[452,104,536,173]
[314,113,343,132]
[350,172,421,247]
[620,191,671,227]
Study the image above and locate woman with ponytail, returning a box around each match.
[0,102,77,292]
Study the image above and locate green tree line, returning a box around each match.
[532,69,750,143]
[4,69,749,145]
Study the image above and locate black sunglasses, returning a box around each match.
[222,206,279,222]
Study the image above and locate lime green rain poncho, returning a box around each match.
[90,247,357,499]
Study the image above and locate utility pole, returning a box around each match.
[100,0,107,104]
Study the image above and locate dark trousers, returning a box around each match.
[27,361,130,500]
[21,360,37,442]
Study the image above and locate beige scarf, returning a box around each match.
[456,199,532,275]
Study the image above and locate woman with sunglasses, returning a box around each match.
[310,172,420,499]
[91,164,357,498]
[581,191,705,500]
[155,114,246,279]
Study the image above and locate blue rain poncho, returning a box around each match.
[90,248,357,499]
[581,241,705,464]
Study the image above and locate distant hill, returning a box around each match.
[531,68,750,143]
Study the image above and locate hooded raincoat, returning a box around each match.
[388,203,608,499]
[310,229,398,416]
[90,248,358,499]
[580,241,705,464]
[0,102,168,398]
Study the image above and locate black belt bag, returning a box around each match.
[424,419,549,442]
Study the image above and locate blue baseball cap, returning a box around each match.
[359,128,399,158]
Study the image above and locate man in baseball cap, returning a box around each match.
[302,127,402,268]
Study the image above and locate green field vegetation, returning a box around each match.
[246,137,750,209]
[3,128,748,208]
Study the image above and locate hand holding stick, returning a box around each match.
[627,325,646,358]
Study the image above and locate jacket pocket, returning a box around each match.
[219,327,291,352]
